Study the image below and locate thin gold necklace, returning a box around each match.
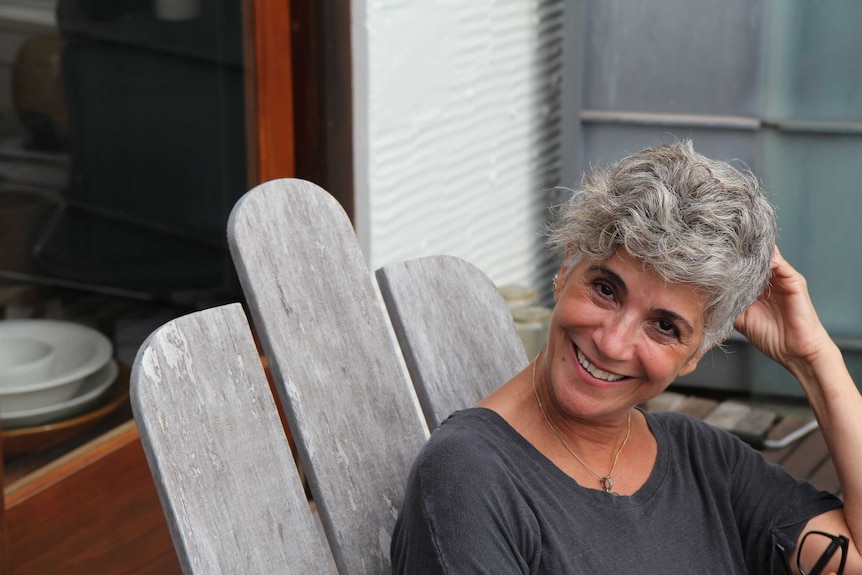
[531,356,632,494]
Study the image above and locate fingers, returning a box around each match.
[764,246,809,296]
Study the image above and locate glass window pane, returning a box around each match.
[1,0,247,296]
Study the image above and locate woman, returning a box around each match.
[391,141,862,574]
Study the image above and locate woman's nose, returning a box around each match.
[595,315,638,361]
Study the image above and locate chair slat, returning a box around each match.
[228,179,429,574]
[131,303,334,574]
[376,255,528,429]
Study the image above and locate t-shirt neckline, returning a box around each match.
[461,407,670,508]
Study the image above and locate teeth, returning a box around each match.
[576,348,625,382]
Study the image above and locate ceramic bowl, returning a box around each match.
[0,337,55,387]
[0,320,113,413]
[1,360,118,428]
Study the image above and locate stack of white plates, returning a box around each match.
[0,319,117,428]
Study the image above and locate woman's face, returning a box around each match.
[546,248,706,420]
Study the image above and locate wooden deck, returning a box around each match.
[642,390,839,497]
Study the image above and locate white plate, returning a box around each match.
[1,360,119,428]
[0,320,113,411]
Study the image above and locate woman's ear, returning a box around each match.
[554,244,577,301]
[554,262,569,301]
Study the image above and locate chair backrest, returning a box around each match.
[130,303,335,574]
[227,179,429,574]
[375,255,528,429]
[134,179,537,573]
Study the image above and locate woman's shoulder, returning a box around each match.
[644,408,757,465]
[423,408,522,455]
[646,407,731,438]
[394,409,544,571]
[646,407,738,438]
[416,408,538,480]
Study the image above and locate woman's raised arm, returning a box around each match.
[735,248,862,573]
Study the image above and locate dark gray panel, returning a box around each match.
[583,0,765,116]
[761,129,862,337]
[764,0,862,121]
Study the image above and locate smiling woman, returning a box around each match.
[391,140,862,575]
[546,249,707,423]
[547,140,776,355]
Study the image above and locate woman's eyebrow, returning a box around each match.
[587,265,627,297]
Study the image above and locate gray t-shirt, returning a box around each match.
[391,408,842,574]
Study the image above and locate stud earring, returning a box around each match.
[552,274,558,295]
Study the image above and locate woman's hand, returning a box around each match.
[733,248,835,373]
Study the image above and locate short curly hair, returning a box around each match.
[547,140,776,353]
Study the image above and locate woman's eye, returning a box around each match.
[656,319,679,336]
[595,281,614,297]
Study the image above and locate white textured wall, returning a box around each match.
[352,0,565,288]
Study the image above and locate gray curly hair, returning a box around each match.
[547,140,776,353]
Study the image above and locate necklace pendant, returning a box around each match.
[600,476,614,493]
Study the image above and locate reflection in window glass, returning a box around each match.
[0,0,246,360]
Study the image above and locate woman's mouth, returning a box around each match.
[575,346,626,382]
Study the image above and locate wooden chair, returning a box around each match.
[376,255,527,429]
[227,180,430,574]
[130,303,335,574]
[132,178,530,573]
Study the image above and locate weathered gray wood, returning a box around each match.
[779,430,831,481]
[764,415,813,463]
[665,395,719,420]
[642,391,687,413]
[703,400,776,436]
[228,179,429,574]
[130,303,334,574]
[376,255,528,429]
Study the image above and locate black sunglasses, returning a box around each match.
[777,530,848,575]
